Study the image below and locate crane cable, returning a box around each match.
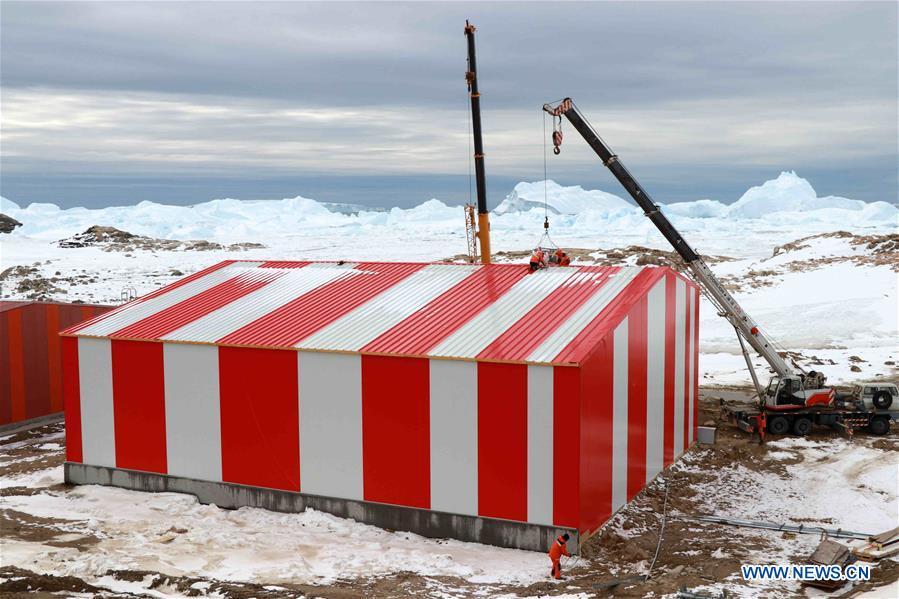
[542,109,549,222]
[538,111,557,251]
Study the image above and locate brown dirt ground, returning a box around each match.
[2,391,897,598]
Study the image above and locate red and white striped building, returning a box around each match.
[62,260,699,548]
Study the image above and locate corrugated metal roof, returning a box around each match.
[63,260,676,366]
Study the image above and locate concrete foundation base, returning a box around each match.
[0,412,64,436]
[65,462,578,554]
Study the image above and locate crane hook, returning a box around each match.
[551,115,563,154]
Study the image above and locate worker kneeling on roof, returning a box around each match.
[529,249,547,272]
[554,249,570,266]
[548,532,571,579]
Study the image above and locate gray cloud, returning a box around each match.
[1,1,896,208]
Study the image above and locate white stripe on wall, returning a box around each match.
[79,262,263,336]
[298,352,363,500]
[687,286,699,445]
[430,360,478,516]
[78,337,116,467]
[673,277,686,456]
[164,263,359,343]
[163,343,221,481]
[298,264,480,352]
[527,365,554,525]
[611,317,629,512]
[645,278,666,483]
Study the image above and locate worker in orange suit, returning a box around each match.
[548,532,571,579]
[558,251,571,266]
[529,249,547,272]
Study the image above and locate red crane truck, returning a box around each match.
[542,98,897,438]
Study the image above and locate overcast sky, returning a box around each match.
[1,1,896,209]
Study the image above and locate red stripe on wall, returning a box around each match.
[478,362,527,521]
[111,340,167,473]
[477,267,614,363]
[111,271,287,340]
[663,274,676,467]
[219,346,299,491]
[683,286,692,448]
[219,263,425,347]
[363,265,528,356]
[7,309,26,422]
[361,355,430,508]
[62,336,82,462]
[0,312,11,425]
[579,336,614,533]
[63,261,238,334]
[693,284,700,442]
[627,295,648,500]
[46,305,63,413]
[553,366,580,528]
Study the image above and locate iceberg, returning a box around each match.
[1,172,895,244]
[493,180,630,215]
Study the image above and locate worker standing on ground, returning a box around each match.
[529,249,547,271]
[548,532,571,579]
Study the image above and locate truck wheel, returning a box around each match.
[768,416,790,435]
[869,416,890,436]
[792,417,812,436]
[872,391,892,409]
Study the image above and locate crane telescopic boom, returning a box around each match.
[465,20,491,264]
[543,98,794,381]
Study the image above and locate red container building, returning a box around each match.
[1,300,112,427]
[62,260,699,552]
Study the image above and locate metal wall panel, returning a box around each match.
[673,277,686,456]
[218,346,299,492]
[527,365,554,525]
[78,337,116,467]
[429,359,478,516]
[626,297,648,500]
[611,318,629,511]
[685,285,699,447]
[111,340,167,474]
[361,355,431,508]
[645,278,666,483]
[164,343,221,482]
[478,362,527,521]
[298,352,363,501]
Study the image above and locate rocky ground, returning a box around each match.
[2,390,896,599]
[56,225,265,254]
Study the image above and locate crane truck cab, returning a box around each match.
[764,374,835,409]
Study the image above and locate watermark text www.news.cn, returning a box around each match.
[741,564,870,582]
